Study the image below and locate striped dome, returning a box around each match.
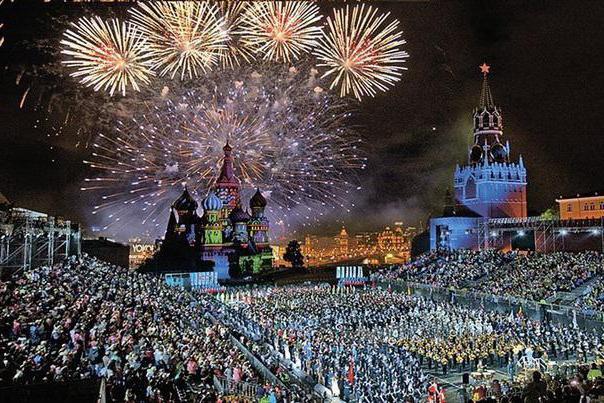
[202,191,222,211]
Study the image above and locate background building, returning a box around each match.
[302,222,416,265]
[557,192,604,220]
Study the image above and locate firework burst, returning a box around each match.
[82,64,366,238]
[314,4,408,100]
[217,2,255,68]
[61,16,154,96]
[239,1,323,63]
[129,1,228,80]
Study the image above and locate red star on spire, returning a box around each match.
[479,63,490,76]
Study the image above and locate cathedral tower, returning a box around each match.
[453,64,527,218]
[201,191,223,246]
[214,142,241,219]
[167,186,200,246]
[248,189,269,245]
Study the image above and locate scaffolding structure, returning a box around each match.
[479,216,604,253]
[0,207,81,272]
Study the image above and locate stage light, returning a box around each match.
[491,231,498,237]
[592,229,601,235]
[560,229,568,236]
[517,230,525,236]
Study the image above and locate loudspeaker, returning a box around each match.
[462,372,470,384]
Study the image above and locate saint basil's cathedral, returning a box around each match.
[145,142,273,279]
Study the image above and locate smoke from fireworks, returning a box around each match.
[82,64,366,238]
[128,1,227,80]
[61,16,154,96]
[239,1,323,63]
[314,4,408,100]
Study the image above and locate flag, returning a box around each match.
[347,357,355,385]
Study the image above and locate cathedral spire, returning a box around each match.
[479,63,495,108]
[216,141,239,185]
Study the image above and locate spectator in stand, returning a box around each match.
[0,256,257,402]
[378,249,603,303]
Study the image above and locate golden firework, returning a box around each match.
[129,1,228,80]
[238,1,323,63]
[314,4,408,100]
[61,16,153,96]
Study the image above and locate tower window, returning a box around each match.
[566,204,572,212]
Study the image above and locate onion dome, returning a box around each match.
[229,205,250,223]
[250,188,267,209]
[173,187,198,211]
[490,142,507,163]
[202,191,222,211]
[470,144,483,163]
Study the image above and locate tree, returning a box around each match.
[283,240,304,269]
[540,206,559,221]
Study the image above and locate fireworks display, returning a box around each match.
[61,16,154,96]
[238,1,323,63]
[128,1,227,80]
[3,1,410,238]
[55,2,408,100]
[314,4,408,100]
[217,2,255,69]
[82,65,366,237]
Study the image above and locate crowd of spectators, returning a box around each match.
[2,252,603,402]
[379,249,604,304]
[378,249,515,288]
[469,365,604,402]
[474,251,603,302]
[0,256,260,402]
[214,285,603,401]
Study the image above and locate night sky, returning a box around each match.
[1,1,603,240]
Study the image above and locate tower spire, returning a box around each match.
[216,142,238,185]
[479,63,495,108]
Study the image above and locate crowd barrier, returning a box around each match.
[229,334,286,389]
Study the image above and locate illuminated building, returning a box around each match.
[430,63,528,250]
[150,143,273,279]
[128,239,158,269]
[301,222,416,265]
[556,192,604,220]
[355,231,377,250]
[378,222,407,251]
[335,226,349,257]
